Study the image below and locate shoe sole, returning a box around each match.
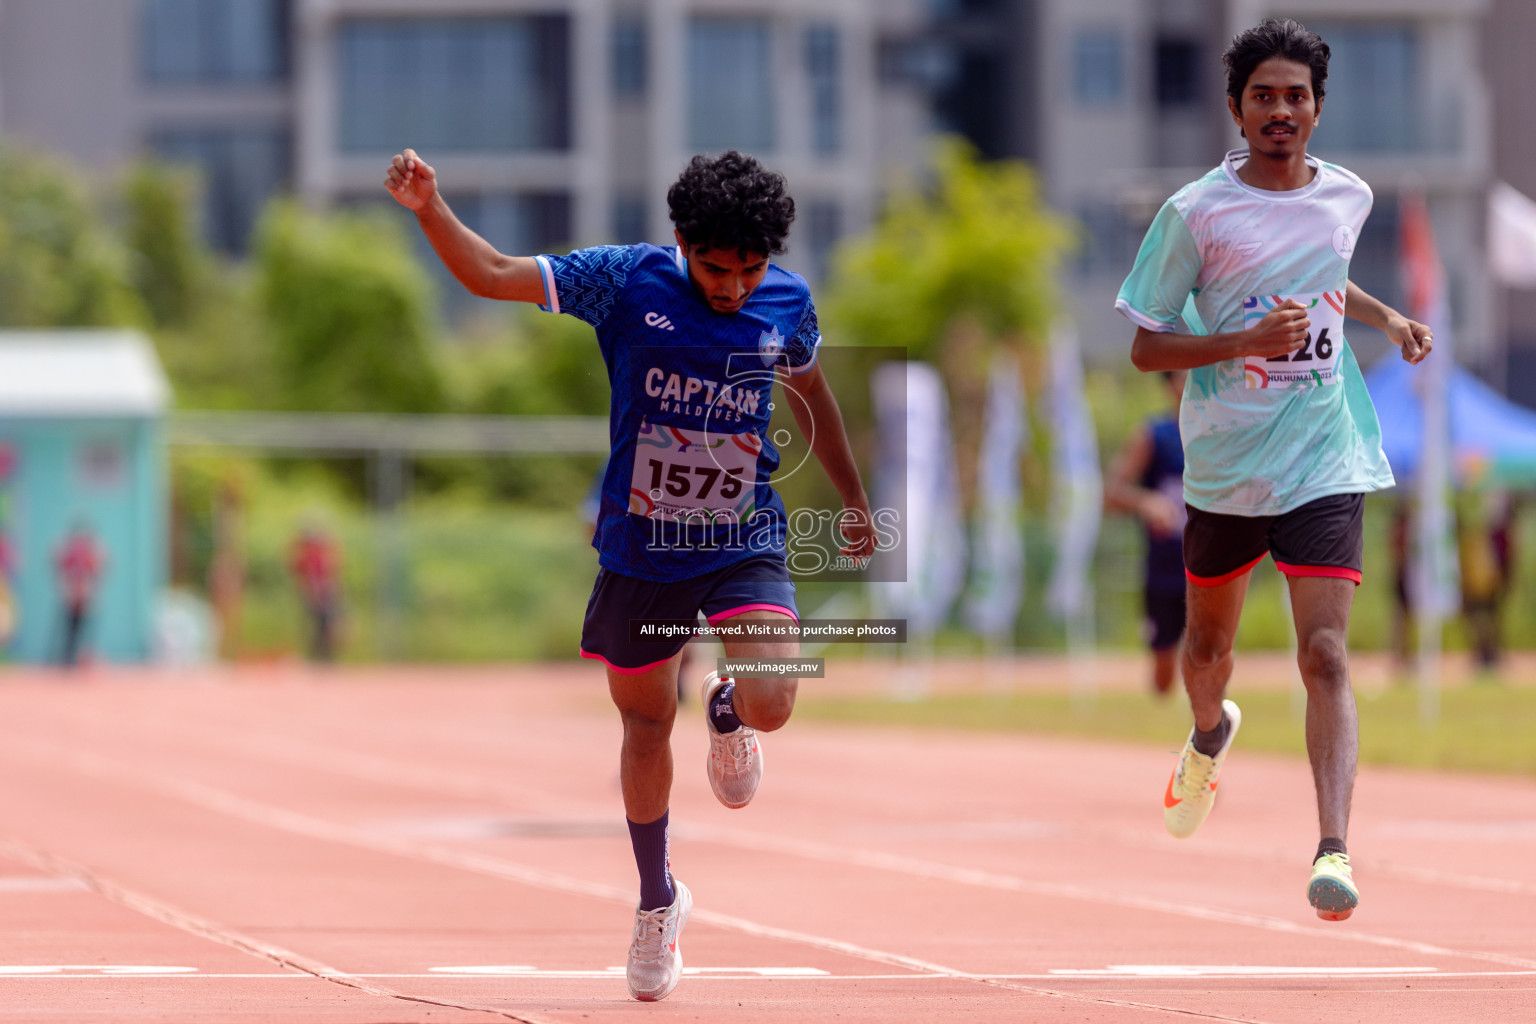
[1308,877,1358,922]
[630,883,693,1001]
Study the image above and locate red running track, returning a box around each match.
[0,664,1532,1023]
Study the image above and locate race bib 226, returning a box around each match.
[1242,290,1346,390]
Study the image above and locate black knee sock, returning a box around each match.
[1192,712,1229,757]
[1315,836,1347,862]
[627,811,675,911]
[708,678,742,734]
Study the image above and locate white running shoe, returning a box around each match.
[1163,699,1242,839]
[626,878,692,1001]
[701,672,763,809]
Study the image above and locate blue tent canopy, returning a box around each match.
[1365,355,1536,486]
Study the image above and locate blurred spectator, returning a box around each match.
[1389,499,1414,674]
[1104,369,1187,696]
[55,522,105,667]
[1457,491,1515,673]
[290,526,342,663]
[0,535,16,653]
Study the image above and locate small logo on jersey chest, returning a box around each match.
[758,325,785,365]
[644,311,676,331]
[1332,225,1357,260]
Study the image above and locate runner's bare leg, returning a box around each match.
[1287,575,1358,842]
[717,609,799,732]
[608,653,684,824]
[1182,574,1252,731]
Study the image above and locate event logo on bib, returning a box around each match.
[1332,225,1357,260]
[758,325,785,366]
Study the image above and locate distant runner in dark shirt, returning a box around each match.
[1105,369,1187,695]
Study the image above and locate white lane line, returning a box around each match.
[4,740,1275,1023]
[1083,826,1536,899]
[4,969,1533,983]
[1048,965,1440,978]
[0,965,198,975]
[0,837,558,1024]
[676,820,1536,972]
[177,724,1536,903]
[0,875,89,892]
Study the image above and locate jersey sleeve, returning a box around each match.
[782,300,822,375]
[1115,201,1203,332]
[533,245,638,328]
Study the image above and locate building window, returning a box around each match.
[338,17,570,154]
[804,201,842,283]
[1075,202,1134,277]
[688,17,774,152]
[1073,30,1123,106]
[613,195,649,244]
[151,128,290,253]
[805,24,841,156]
[612,16,647,98]
[143,0,288,84]
[1154,38,1200,109]
[443,192,571,257]
[1305,23,1417,154]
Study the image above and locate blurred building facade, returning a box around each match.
[1,0,1532,396]
[932,0,1533,397]
[0,0,934,281]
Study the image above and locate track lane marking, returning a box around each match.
[3,739,1276,1023]
[125,719,1536,903]
[0,836,557,1024]
[2,969,1534,982]
[674,820,1536,972]
[45,704,1536,904]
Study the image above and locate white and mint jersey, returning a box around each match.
[1115,149,1395,516]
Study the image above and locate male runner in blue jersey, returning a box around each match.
[387,148,876,1000]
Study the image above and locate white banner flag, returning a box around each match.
[869,362,966,636]
[1490,182,1536,288]
[965,354,1027,641]
[1046,323,1102,623]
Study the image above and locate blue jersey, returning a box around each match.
[535,243,821,582]
[1140,416,1186,592]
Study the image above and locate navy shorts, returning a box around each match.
[1184,492,1365,587]
[1144,586,1187,651]
[580,554,798,674]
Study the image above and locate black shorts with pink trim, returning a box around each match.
[1184,492,1364,588]
[580,554,798,674]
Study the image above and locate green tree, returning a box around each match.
[0,144,145,327]
[823,137,1074,360]
[255,200,446,413]
[822,138,1074,506]
[122,160,204,328]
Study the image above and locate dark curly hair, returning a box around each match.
[1223,18,1330,108]
[667,151,795,257]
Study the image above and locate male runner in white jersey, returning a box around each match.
[387,148,876,999]
[1116,19,1431,920]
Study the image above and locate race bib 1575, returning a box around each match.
[1242,290,1346,389]
[629,420,759,524]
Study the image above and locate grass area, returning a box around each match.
[796,683,1536,777]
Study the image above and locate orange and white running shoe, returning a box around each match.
[1163,699,1242,839]
[1308,853,1359,921]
